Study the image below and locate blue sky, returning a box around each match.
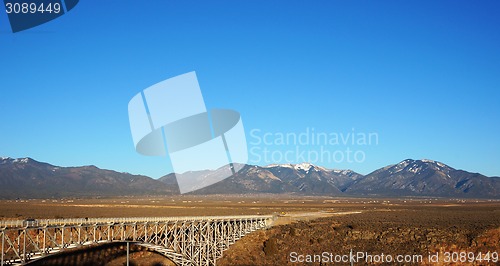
[1,0,499,178]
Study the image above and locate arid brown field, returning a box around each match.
[1,195,497,220]
[1,195,499,266]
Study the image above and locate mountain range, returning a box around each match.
[1,157,499,198]
[0,157,177,198]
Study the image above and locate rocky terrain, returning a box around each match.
[219,205,500,265]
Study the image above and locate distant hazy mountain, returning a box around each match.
[1,157,499,198]
[0,157,178,198]
[159,160,499,198]
[165,163,364,195]
[346,159,500,198]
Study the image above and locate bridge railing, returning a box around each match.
[0,214,275,229]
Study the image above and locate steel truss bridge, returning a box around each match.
[0,215,274,266]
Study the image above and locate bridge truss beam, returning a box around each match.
[0,215,274,266]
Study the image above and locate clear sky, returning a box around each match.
[1,0,499,178]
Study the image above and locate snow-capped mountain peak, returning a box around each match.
[332,169,355,175]
[13,158,30,163]
[294,163,313,172]
[264,163,294,169]
[0,157,37,166]
[0,157,14,164]
[264,163,318,172]
[264,163,337,173]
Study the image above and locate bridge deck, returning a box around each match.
[0,215,275,229]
